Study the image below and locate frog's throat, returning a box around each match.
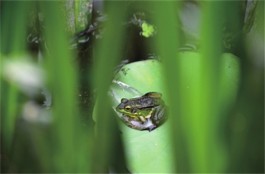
[127,109,153,119]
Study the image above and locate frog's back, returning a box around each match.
[130,96,161,109]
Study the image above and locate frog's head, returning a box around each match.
[116,98,139,117]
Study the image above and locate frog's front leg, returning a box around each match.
[139,116,146,123]
[139,108,154,123]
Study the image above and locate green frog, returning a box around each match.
[116,92,167,131]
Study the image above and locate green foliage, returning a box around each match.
[0,1,263,173]
[141,22,155,38]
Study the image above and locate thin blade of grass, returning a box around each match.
[40,2,80,172]
[150,1,181,172]
[1,1,31,149]
[91,1,127,172]
[186,1,226,172]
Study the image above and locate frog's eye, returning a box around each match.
[121,98,128,103]
[125,105,131,110]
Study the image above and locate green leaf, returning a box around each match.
[141,22,155,38]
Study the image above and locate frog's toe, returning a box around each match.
[148,125,157,132]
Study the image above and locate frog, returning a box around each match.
[115,92,167,131]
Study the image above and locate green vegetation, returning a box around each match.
[1,1,264,173]
[141,22,155,38]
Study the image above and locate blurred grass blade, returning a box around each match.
[40,2,80,172]
[91,1,127,172]
[188,1,225,172]
[1,1,31,149]
[151,1,180,172]
[0,1,30,55]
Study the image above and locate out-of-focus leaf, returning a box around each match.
[2,58,45,96]
[141,22,155,38]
